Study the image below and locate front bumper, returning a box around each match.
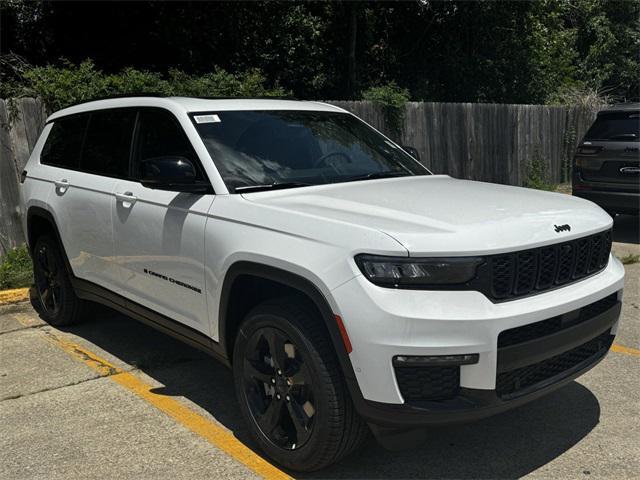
[573,189,639,215]
[332,254,624,427]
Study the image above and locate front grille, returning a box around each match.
[496,331,613,398]
[395,366,460,402]
[498,293,618,348]
[488,230,611,301]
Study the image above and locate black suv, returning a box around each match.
[573,103,640,216]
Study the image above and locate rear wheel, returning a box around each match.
[233,298,368,471]
[32,234,87,326]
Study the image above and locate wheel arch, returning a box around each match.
[218,261,358,383]
[27,206,60,251]
[25,206,76,275]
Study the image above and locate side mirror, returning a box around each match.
[140,156,209,193]
[402,145,421,161]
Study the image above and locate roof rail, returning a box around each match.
[64,93,299,108]
[190,95,299,101]
[64,92,168,107]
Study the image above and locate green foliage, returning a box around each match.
[2,1,638,104]
[6,59,287,111]
[539,0,640,104]
[362,82,409,135]
[166,68,286,98]
[21,60,111,111]
[0,245,33,290]
[524,156,557,191]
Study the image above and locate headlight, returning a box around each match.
[355,254,483,287]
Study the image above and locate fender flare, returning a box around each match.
[25,206,74,274]
[218,261,359,385]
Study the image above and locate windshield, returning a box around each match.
[190,110,429,192]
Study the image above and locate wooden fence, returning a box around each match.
[0,97,595,257]
[331,101,595,185]
[1,98,47,257]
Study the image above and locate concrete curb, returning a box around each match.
[0,287,30,305]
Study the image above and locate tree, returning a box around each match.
[2,0,638,103]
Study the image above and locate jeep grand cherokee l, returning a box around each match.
[20,97,624,471]
[573,103,639,216]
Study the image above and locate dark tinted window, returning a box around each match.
[41,115,88,169]
[133,109,203,180]
[585,111,640,141]
[81,109,136,177]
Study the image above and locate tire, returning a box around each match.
[32,233,87,326]
[233,298,369,471]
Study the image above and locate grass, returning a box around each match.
[619,253,640,265]
[0,244,33,290]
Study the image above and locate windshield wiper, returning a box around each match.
[235,182,312,193]
[345,171,410,182]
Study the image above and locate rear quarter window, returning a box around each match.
[81,109,137,177]
[41,115,89,169]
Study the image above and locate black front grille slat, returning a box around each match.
[515,251,537,294]
[573,239,590,278]
[588,235,603,273]
[488,230,611,301]
[491,255,516,299]
[556,244,575,284]
[536,247,557,290]
[600,231,612,269]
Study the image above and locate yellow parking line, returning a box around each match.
[612,343,640,357]
[41,330,292,480]
[0,287,30,305]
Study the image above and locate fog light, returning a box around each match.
[393,353,479,367]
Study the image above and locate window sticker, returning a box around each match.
[194,114,221,124]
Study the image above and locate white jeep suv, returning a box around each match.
[21,96,624,471]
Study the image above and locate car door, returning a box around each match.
[111,107,214,335]
[42,109,136,292]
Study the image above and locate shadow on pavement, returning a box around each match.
[612,214,639,244]
[63,309,601,479]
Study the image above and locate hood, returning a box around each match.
[242,175,613,256]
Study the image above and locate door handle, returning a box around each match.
[54,179,69,193]
[115,191,137,207]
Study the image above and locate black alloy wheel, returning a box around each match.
[31,234,87,326]
[34,242,63,316]
[242,326,315,450]
[233,299,369,471]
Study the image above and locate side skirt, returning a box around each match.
[72,277,230,367]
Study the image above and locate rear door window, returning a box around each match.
[81,109,137,177]
[584,112,640,142]
[41,115,89,169]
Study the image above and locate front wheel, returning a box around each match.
[233,298,368,471]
